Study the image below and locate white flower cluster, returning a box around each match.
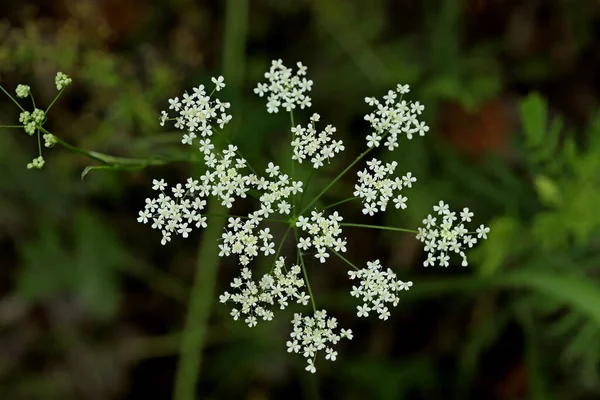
[354,158,416,216]
[348,260,412,321]
[416,201,489,267]
[43,133,57,148]
[287,310,353,373]
[27,156,45,169]
[19,108,45,135]
[296,210,347,263]
[364,84,429,150]
[218,162,303,266]
[219,257,309,327]
[137,178,208,245]
[159,78,231,146]
[254,60,313,113]
[15,84,30,98]
[204,144,253,208]
[291,113,345,169]
[55,72,72,91]
[130,62,492,373]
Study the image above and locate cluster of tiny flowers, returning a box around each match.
[416,201,490,267]
[19,109,45,135]
[159,78,231,147]
[348,260,412,321]
[364,84,429,150]
[219,257,309,327]
[204,144,254,208]
[27,156,45,169]
[296,210,347,263]
[43,133,57,147]
[291,113,345,169]
[287,310,353,373]
[254,60,313,113]
[137,178,208,245]
[354,158,416,216]
[218,162,303,266]
[55,72,72,91]
[15,84,30,98]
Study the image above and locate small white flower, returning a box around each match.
[212,76,226,91]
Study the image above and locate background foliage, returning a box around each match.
[2,0,600,399]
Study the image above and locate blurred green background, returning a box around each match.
[2,0,600,399]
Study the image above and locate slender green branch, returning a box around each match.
[36,129,42,156]
[41,127,191,170]
[323,196,359,210]
[0,85,25,112]
[329,247,360,271]
[296,229,317,312]
[298,168,314,211]
[274,226,293,260]
[340,222,418,234]
[213,126,258,175]
[173,201,226,400]
[300,147,373,214]
[45,89,64,114]
[174,0,247,398]
[0,125,24,129]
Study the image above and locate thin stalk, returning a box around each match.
[300,147,373,214]
[296,229,316,312]
[340,222,417,234]
[45,89,64,114]
[173,0,247,398]
[0,85,25,112]
[323,196,359,210]
[329,247,360,271]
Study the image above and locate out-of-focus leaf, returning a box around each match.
[16,209,126,319]
[472,216,521,276]
[534,175,562,208]
[342,357,437,400]
[519,92,547,148]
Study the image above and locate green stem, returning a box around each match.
[173,0,247,398]
[0,85,25,112]
[296,229,316,312]
[323,196,359,210]
[36,128,42,156]
[42,127,188,170]
[298,168,314,211]
[340,222,417,234]
[0,125,24,129]
[45,89,64,114]
[329,247,360,271]
[300,147,373,214]
[213,127,258,175]
[289,110,296,213]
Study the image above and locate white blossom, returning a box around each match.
[364,84,429,150]
[287,310,352,373]
[254,60,313,113]
[220,257,308,327]
[348,259,412,320]
[354,158,415,215]
[416,202,489,267]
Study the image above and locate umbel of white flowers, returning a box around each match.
[136,60,490,373]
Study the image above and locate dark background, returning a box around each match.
[2,0,600,399]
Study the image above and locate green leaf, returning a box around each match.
[534,175,562,208]
[519,92,547,148]
[472,216,520,276]
[16,209,126,319]
[502,270,600,326]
